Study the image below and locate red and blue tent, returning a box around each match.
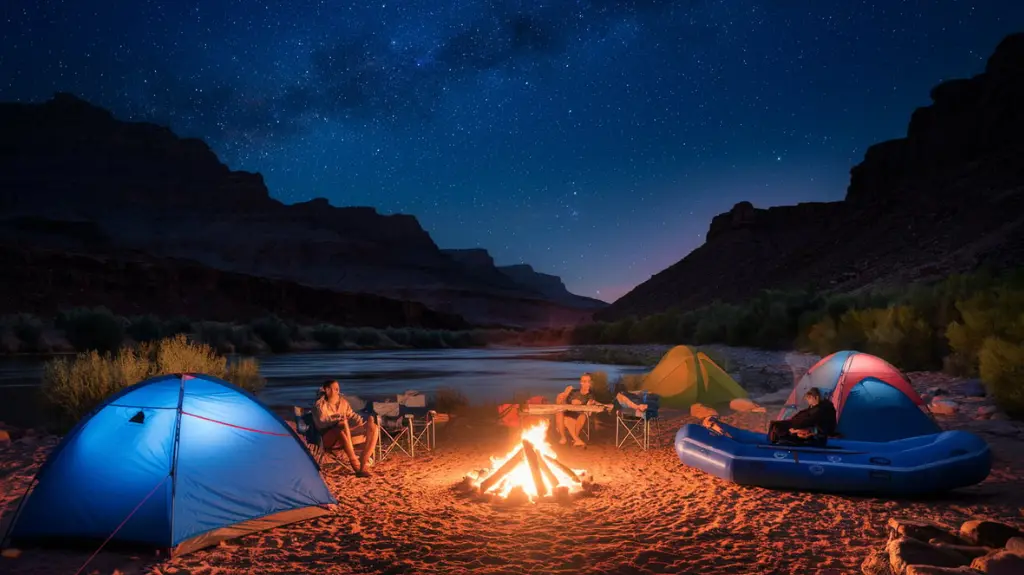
[779,350,940,441]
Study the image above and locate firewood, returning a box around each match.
[478,447,525,493]
[535,451,560,490]
[542,454,581,483]
[521,440,549,497]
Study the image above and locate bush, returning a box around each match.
[55,307,125,353]
[250,315,291,353]
[435,386,469,414]
[126,314,163,343]
[311,324,346,349]
[978,337,1024,418]
[41,334,265,428]
[3,313,46,352]
[588,371,613,403]
[615,373,647,393]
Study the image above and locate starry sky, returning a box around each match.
[2,1,1022,302]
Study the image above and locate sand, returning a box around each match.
[2,374,1023,575]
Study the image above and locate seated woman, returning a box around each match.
[555,373,598,447]
[314,379,379,477]
[769,387,837,446]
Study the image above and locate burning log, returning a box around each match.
[542,454,581,483]
[521,440,549,498]
[535,451,560,490]
[478,446,525,494]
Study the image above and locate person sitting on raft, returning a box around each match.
[769,387,837,445]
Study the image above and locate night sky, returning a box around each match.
[2,2,1022,302]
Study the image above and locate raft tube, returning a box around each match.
[674,419,991,495]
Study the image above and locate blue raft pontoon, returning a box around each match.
[674,419,991,495]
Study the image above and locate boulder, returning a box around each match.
[690,403,718,419]
[960,379,987,397]
[929,541,994,559]
[0,429,10,445]
[905,567,978,574]
[729,398,760,412]
[930,399,960,415]
[975,405,999,419]
[960,520,1024,548]
[905,566,979,574]
[887,518,961,544]
[1006,537,1024,554]
[887,537,971,574]
[862,549,895,575]
[971,550,1024,574]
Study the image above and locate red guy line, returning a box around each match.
[181,411,290,436]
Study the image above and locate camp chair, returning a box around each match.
[292,406,369,467]
[373,400,439,461]
[615,391,661,450]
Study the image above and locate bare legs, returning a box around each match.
[562,413,586,446]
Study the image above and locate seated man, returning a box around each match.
[613,383,649,417]
[555,372,598,447]
[314,379,379,477]
[769,387,837,446]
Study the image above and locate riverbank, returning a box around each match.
[1,369,1022,574]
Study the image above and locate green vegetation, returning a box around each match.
[41,335,264,429]
[565,268,1024,417]
[0,308,560,356]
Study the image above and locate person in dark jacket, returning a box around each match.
[769,387,837,445]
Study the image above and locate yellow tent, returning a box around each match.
[641,346,748,408]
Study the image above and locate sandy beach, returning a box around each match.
[2,355,1024,575]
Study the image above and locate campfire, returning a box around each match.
[463,420,590,503]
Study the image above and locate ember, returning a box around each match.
[464,420,590,503]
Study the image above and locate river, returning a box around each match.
[0,347,648,427]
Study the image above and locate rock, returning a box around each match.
[905,567,978,575]
[960,520,1024,548]
[862,549,895,575]
[887,537,971,574]
[888,518,961,544]
[1006,537,1024,554]
[929,541,994,558]
[960,379,987,397]
[729,398,760,412]
[930,398,960,415]
[0,548,21,559]
[976,405,999,419]
[690,403,718,419]
[971,550,1024,574]
[0,429,10,445]
[753,389,792,405]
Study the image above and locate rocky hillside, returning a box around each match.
[0,243,468,329]
[443,249,606,309]
[0,94,601,327]
[598,32,1024,321]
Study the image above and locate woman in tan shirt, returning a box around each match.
[314,380,379,477]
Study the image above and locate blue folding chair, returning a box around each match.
[615,390,661,450]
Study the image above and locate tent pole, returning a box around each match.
[167,373,188,550]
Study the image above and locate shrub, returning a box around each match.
[41,334,264,429]
[616,373,647,392]
[311,324,346,349]
[588,371,613,403]
[250,315,291,353]
[126,314,163,343]
[5,313,46,352]
[55,307,125,353]
[978,337,1024,418]
[435,386,469,414]
[946,287,1024,376]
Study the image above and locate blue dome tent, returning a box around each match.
[3,373,336,557]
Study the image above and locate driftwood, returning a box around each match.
[479,447,525,493]
[542,454,581,484]
[521,404,610,415]
[521,440,549,497]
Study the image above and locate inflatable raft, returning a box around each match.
[674,418,991,495]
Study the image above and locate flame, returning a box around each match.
[466,420,587,502]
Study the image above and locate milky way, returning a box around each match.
[2,1,1022,300]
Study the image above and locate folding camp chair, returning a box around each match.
[373,403,439,461]
[615,391,661,450]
